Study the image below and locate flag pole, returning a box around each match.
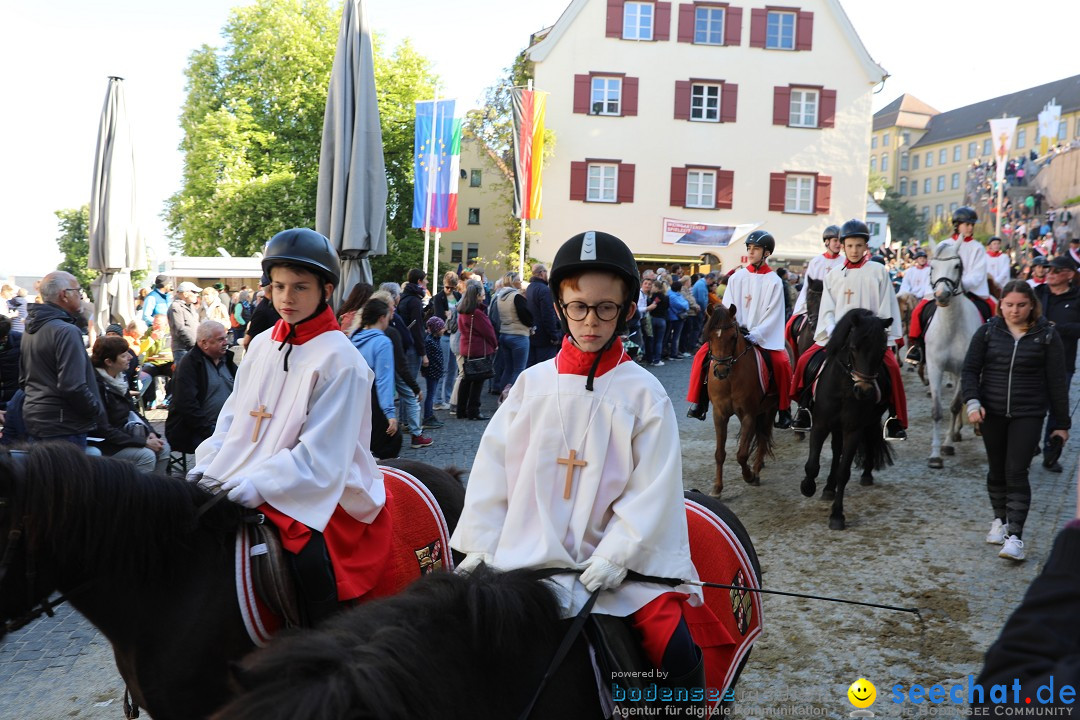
[423,91,440,278]
[518,80,533,280]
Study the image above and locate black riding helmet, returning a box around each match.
[952,206,978,227]
[261,228,340,371]
[823,225,841,242]
[840,219,871,240]
[548,231,640,390]
[744,229,775,255]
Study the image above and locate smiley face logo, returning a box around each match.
[848,678,876,709]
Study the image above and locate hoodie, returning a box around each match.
[352,329,396,419]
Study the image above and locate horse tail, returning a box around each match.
[854,421,894,471]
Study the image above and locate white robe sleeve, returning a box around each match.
[746,274,785,350]
[792,279,809,316]
[814,273,840,343]
[961,246,989,296]
[878,272,903,342]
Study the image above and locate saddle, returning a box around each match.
[920,292,992,332]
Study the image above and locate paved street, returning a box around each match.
[2,357,1078,719]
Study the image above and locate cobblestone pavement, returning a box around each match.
[2,359,1077,719]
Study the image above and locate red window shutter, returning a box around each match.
[670,167,689,207]
[769,172,786,212]
[570,162,588,201]
[814,175,832,214]
[674,80,691,120]
[574,74,591,114]
[618,163,636,203]
[819,89,836,128]
[749,8,767,48]
[772,86,791,126]
[720,83,738,123]
[606,0,624,38]
[622,77,639,116]
[725,6,743,46]
[716,169,734,209]
[677,2,695,42]
[655,2,672,41]
[796,11,813,50]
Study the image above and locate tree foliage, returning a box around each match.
[879,194,925,244]
[166,0,439,277]
[54,206,99,297]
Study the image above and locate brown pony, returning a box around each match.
[703,304,776,495]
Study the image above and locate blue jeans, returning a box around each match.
[30,433,88,449]
[436,335,454,404]
[666,318,685,358]
[394,376,423,437]
[424,375,439,419]
[497,334,530,390]
[649,317,667,363]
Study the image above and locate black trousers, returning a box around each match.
[456,373,486,418]
[980,414,1042,538]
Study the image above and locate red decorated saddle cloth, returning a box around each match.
[235,465,453,647]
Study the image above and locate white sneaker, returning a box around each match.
[985,518,1007,545]
[654,360,665,367]
[999,535,1025,561]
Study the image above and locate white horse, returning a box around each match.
[925,244,983,469]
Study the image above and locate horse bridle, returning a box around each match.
[708,322,752,380]
[931,253,965,298]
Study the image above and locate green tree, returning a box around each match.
[879,195,925,244]
[54,205,98,297]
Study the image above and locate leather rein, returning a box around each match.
[708,322,753,379]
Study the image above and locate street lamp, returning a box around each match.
[873,187,886,203]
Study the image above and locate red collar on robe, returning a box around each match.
[1031,276,1046,285]
[271,305,340,345]
[745,262,772,274]
[953,233,975,243]
[557,336,631,377]
[987,250,1002,257]
[843,257,869,270]
[823,251,840,259]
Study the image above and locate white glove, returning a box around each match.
[456,552,494,574]
[222,476,266,508]
[744,331,760,346]
[579,556,627,592]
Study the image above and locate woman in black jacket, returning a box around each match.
[962,280,1070,562]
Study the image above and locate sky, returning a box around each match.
[1,0,1077,277]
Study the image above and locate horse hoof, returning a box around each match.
[829,516,846,531]
[821,488,835,501]
[800,479,817,497]
[942,446,955,456]
[951,433,962,443]
[860,475,874,486]
[747,475,761,486]
[711,484,723,498]
[928,457,944,469]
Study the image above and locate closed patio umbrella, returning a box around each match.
[316,0,388,308]
[89,76,145,331]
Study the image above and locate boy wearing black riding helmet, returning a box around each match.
[452,231,722,695]
[189,228,389,625]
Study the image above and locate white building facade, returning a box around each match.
[527,0,885,270]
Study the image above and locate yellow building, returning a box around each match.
[873,73,1080,229]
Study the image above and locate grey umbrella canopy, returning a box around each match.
[89,76,145,331]
[317,0,388,307]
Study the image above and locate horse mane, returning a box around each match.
[824,308,881,359]
[2,442,242,579]
[215,567,566,720]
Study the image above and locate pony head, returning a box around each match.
[826,309,891,401]
[930,243,964,306]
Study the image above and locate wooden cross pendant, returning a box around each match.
[843,288,855,305]
[249,405,272,443]
[557,449,588,499]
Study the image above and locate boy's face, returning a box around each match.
[745,245,767,266]
[558,272,631,354]
[270,266,331,322]
[843,237,868,263]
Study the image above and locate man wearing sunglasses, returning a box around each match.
[1033,255,1080,472]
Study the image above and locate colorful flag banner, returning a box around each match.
[433,109,464,231]
[412,99,459,230]
[511,88,548,220]
[988,116,1018,185]
[1037,101,1061,156]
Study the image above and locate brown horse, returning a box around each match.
[704,304,776,496]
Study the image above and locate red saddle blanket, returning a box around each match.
[236,465,453,647]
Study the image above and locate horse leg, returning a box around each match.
[822,431,842,501]
[949,385,964,443]
[830,431,859,530]
[860,465,874,487]
[712,412,728,496]
[750,413,770,486]
[927,362,945,469]
[801,424,827,497]
[736,413,758,486]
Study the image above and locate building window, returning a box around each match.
[968,142,977,159]
[900,152,909,171]
[691,84,721,122]
[924,178,931,194]
[1060,119,1069,141]
[909,180,917,197]
[881,153,889,172]
[587,163,618,203]
[953,145,962,162]
[912,154,920,170]
[623,1,654,40]
[450,242,463,264]
[788,88,819,128]
[868,221,880,236]
[467,243,480,262]
[935,204,944,219]
[983,138,992,155]
[922,206,930,221]
[925,152,933,168]
[591,76,622,116]
[883,132,890,147]
[784,174,814,213]
[695,6,724,44]
[1017,128,1028,148]
[951,172,960,190]
[937,175,945,192]
[902,131,911,146]
[898,178,908,196]
[470,169,482,187]
[949,202,958,214]
[938,148,947,165]
[869,156,877,173]
[765,11,796,49]
[871,135,878,149]
[467,208,480,225]
[686,169,717,208]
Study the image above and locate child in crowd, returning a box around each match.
[421,316,445,429]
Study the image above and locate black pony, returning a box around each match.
[799,309,894,530]
[0,442,464,720]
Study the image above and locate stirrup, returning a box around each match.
[883,416,907,442]
[792,407,812,432]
